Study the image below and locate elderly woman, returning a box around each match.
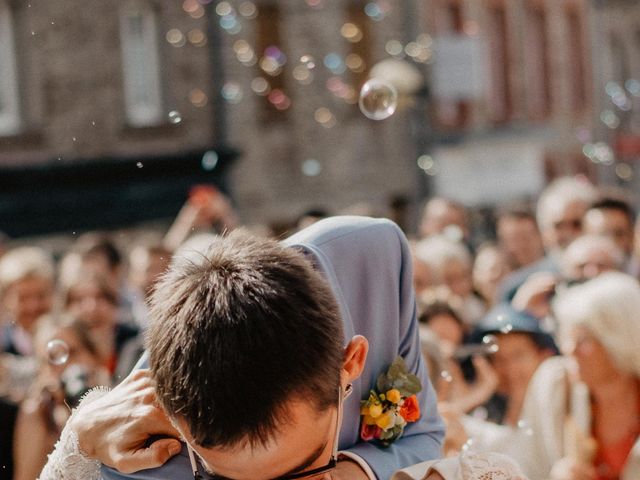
[518,272,640,480]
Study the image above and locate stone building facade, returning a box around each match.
[0,0,637,236]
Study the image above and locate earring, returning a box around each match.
[344,383,353,398]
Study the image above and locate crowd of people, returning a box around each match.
[0,175,639,479]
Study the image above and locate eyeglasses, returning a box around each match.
[187,383,353,480]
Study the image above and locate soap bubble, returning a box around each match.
[481,334,499,354]
[136,162,143,169]
[358,78,397,120]
[440,370,453,383]
[47,339,69,366]
[168,111,182,124]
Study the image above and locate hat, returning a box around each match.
[473,303,558,353]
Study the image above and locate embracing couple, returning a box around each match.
[40,216,444,480]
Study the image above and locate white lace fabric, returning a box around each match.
[424,452,529,480]
[38,387,110,480]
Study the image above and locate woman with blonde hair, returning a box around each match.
[519,271,640,479]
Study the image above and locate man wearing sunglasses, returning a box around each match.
[41,216,444,480]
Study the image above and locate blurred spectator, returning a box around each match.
[295,207,329,231]
[517,272,640,479]
[0,247,55,356]
[498,177,597,301]
[128,243,172,329]
[164,186,238,251]
[562,234,624,282]
[63,271,138,379]
[73,233,137,327]
[419,197,469,243]
[472,243,512,308]
[473,304,557,426]
[12,315,109,480]
[496,204,544,269]
[418,291,498,416]
[410,240,435,296]
[583,194,635,270]
[512,234,624,320]
[414,236,485,326]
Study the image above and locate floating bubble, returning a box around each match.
[323,53,345,74]
[440,370,453,383]
[221,82,243,104]
[358,78,398,120]
[215,1,233,16]
[183,0,199,14]
[345,53,365,73]
[267,89,291,110]
[136,162,143,169]
[166,29,186,47]
[301,159,321,177]
[47,339,69,366]
[341,22,363,43]
[189,88,208,108]
[305,0,324,9]
[168,110,182,124]
[238,1,258,19]
[625,79,640,97]
[314,107,335,128]
[251,77,270,96]
[187,29,207,47]
[600,110,620,129]
[517,420,534,436]
[615,163,633,181]
[201,151,219,171]
[300,55,316,69]
[385,40,404,56]
[293,65,313,84]
[482,334,499,354]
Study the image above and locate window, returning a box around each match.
[346,2,372,91]
[120,1,163,127]
[487,0,512,123]
[566,3,588,114]
[433,0,470,129]
[0,0,21,135]
[525,1,550,120]
[256,3,289,122]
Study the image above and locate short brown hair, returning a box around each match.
[148,230,345,448]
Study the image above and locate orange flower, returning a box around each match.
[399,395,420,422]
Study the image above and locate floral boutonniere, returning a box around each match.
[359,356,422,447]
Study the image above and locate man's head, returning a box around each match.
[536,177,596,256]
[496,205,544,269]
[147,231,367,479]
[419,197,469,242]
[583,195,635,257]
[562,234,624,282]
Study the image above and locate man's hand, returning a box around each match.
[69,369,182,474]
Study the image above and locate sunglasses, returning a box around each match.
[187,383,353,480]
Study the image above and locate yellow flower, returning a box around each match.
[375,412,395,430]
[368,403,383,418]
[363,414,377,426]
[386,389,401,404]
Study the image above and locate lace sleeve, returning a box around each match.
[38,387,110,480]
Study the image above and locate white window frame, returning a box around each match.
[119,1,163,127]
[0,0,21,135]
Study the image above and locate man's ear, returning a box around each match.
[341,335,369,385]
